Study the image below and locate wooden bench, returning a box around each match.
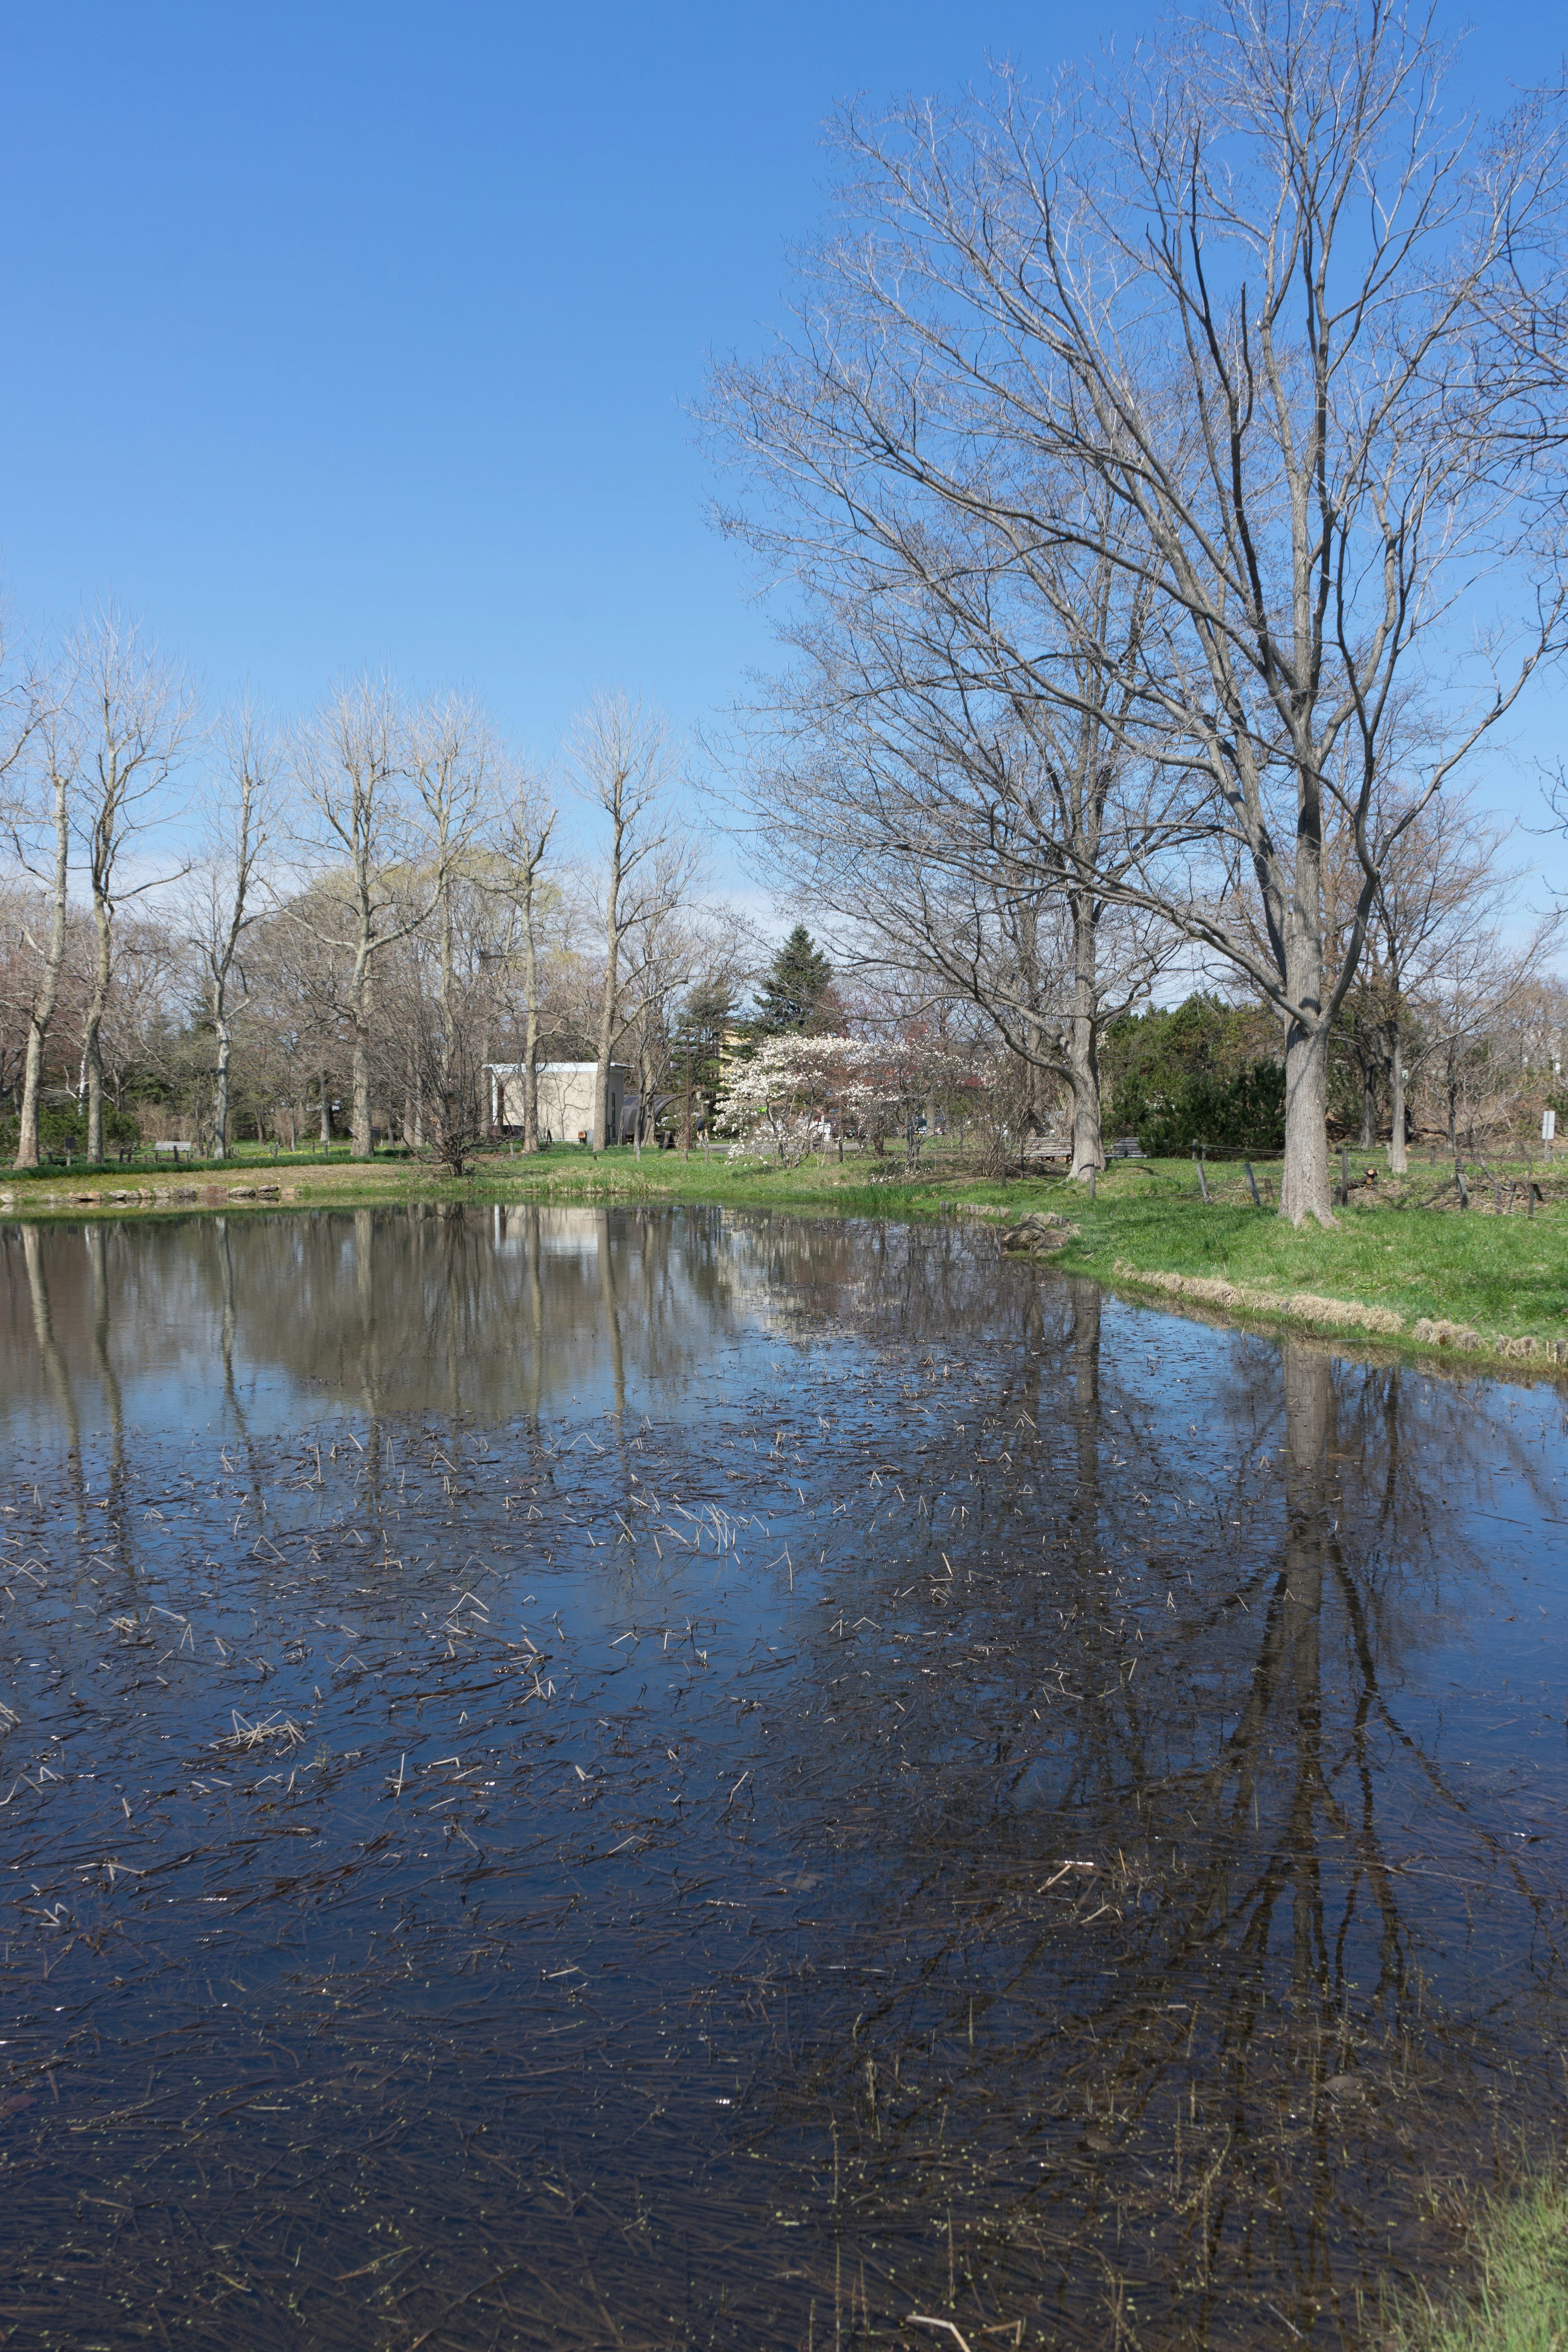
[1022,1134,1072,1165]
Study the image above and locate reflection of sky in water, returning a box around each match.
[4,1205,1568,2347]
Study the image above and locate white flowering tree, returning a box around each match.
[716,1031,987,1164]
[715,1033,862,1161]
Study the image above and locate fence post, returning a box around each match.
[1338,1146,1350,1205]
[1245,1160,1261,1207]
[1193,1147,1209,1204]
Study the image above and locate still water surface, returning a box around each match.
[3,1205,1568,2349]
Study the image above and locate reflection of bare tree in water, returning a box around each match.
[84,1222,133,1563]
[7,1211,1568,2349]
[17,1224,85,1537]
[742,1300,1568,2348]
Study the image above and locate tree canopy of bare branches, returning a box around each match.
[710,0,1568,1219]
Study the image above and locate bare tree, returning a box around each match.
[738,640,1179,1172]
[10,688,75,1167]
[291,674,470,1160]
[496,764,557,1152]
[618,884,747,1158]
[74,610,195,1161]
[712,3,1568,1220]
[571,692,693,1152]
[185,701,274,1158]
[404,690,496,1133]
[1346,788,1550,1168]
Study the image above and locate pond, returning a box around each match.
[2,1203,1568,2350]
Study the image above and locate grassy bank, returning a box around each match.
[4,1141,1566,1370]
[470,1144,1568,1362]
[1386,2179,1568,2350]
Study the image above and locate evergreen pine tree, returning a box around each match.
[754,926,833,1033]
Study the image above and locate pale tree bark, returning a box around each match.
[405,692,494,1161]
[1388,1027,1410,1174]
[73,611,194,1163]
[722,510,1172,1180]
[1066,884,1103,1175]
[1324,782,1551,1174]
[187,702,273,1159]
[13,735,71,1169]
[290,675,464,1161]
[497,772,557,1153]
[570,693,688,1154]
[711,5,1568,1223]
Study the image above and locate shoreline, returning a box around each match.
[4,1146,1567,1380]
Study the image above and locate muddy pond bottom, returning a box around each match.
[3,1203,1568,2349]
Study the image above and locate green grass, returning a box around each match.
[1051,1162,1568,1352]
[0,1138,415,1183]
[1387,2180,1568,2351]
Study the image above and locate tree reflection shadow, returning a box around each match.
[741,1288,1568,2347]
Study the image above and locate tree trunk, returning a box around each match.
[593,960,618,1156]
[1386,1012,1408,1174]
[438,878,454,1103]
[1280,1018,1334,1226]
[1067,890,1105,1178]
[319,1072,332,1148]
[350,958,374,1158]
[1359,1064,1376,1150]
[213,1007,232,1160]
[14,775,70,1169]
[82,890,113,1164]
[521,872,541,1152]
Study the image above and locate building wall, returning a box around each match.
[495,1064,626,1143]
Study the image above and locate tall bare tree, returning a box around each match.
[497,765,557,1153]
[74,611,195,1162]
[10,690,74,1168]
[404,690,495,1141]
[291,674,469,1160]
[712,1,1568,1220]
[571,692,691,1153]
[185,701,275,1159]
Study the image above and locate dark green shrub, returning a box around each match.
[0,1101,141,1157]
[1116,1059,1287,1155]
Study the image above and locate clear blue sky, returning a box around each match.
[0,0,1564,839]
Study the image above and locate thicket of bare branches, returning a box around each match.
[709,0,1568,1220]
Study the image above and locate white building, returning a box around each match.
[486,1062,629,1145]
